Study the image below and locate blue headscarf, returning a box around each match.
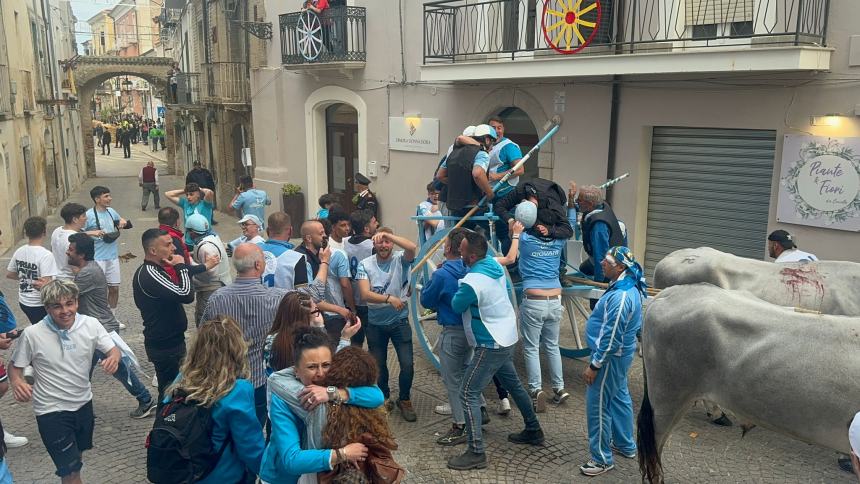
[605,246,648,298]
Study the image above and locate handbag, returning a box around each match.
[319,433,405,484]
[93,207,121,243]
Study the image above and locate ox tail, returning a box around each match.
[637,366,663,483]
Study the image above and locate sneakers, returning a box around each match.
[447,450,487,470]
[507,428,545,446]
[580,460,614,476]
[838,455,854,473]
[130,399,157,419]
[397,399,417,422]
[384,399,395,413]
[434,403,452,416]
[552,388,570,405]
[3,431,28,448]
[480,406,491,425]
[530,389,547,413]
[611,444,636,459]
[496,397,511,416]
[436,424,467,446]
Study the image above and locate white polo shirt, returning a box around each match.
[775,249,818,263]
[12,313,115,415]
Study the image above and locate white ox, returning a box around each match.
[653,247,860,315]
[637,284,860,483]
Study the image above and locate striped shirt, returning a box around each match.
[202,278,287,387]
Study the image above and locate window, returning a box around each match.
[692,24,717,40]
[730,21,753,37]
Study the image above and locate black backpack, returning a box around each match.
[146,393,230,484]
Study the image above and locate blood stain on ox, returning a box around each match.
[779,266,825,308]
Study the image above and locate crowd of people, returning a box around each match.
[94,115,166,158]
[0,112,853,484]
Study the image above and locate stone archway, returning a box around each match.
[473,88,555,179]
[72,56,174,176]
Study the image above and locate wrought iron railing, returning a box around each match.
[0,65,11,114]
[173,72,201,105]
[424,0,829,63]
[279,6,367,65]
[201,62,249,104]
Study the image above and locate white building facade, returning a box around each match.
[252,0,859,267]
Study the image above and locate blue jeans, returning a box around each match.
[438,326,471,424]
[90,351,152,404]
[520,297,564,392]
[461,345,539,454]
[366,319,414,401]
[586,353,636,465]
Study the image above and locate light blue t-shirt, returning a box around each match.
[178,197,214,244]
[355,253,411,326]
[84,207,121,261]
[490,137,523,196]
[519,233,565,290]
[231,188,271,226]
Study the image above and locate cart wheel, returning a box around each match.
[297,10,324,61]
[541,0,601,55]
[409,228,518,371]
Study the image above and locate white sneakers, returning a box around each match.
[4,430,28,448]
[496,397,511,415]
[434,403,452,416]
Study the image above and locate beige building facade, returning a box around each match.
[252,1,859,267]
[87,10,116,56]
[0,0,85,247]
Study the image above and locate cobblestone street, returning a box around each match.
[0,142,851,483]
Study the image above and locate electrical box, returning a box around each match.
[367,160,377,177]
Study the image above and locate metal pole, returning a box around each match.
[411,124,560,275]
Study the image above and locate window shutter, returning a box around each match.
[685,0,753,26]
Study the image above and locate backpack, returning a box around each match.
[146,393,230,484]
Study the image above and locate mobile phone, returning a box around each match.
[6,329,22,340]
[321,235,329,249]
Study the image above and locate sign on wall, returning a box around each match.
[389,117,439,154]
[777,134,860,232]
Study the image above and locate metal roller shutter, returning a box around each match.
[644,127,776,274]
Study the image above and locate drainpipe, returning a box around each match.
[604,0,626,204]
[39,0,71,199]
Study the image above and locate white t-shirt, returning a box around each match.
[328,238,345,253]
[7,245,59,307]
[51,227,78,280]
[11,313,115,415]
[775,249,819,263]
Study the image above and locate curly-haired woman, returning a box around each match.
[165,315,265,483]
[260,327,383,484]
[319,346,403,483]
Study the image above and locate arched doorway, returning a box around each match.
[325,103,359,211]
[496,106,540,182]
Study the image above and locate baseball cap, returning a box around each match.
[767,230,797,249]
[237,214,263,226]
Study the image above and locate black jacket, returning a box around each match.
[133,261,194,348]
[493,178,572,240]
[185,168,216,190]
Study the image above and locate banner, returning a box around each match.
[777,135,860,231]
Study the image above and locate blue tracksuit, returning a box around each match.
[584,272,643,465]
[420,258,469,326]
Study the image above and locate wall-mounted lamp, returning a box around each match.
[810,114,843,127]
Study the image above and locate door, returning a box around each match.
[325,103,359,212]
[498,106,540,182]
[644,127,776,274]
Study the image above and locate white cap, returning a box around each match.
[237,214,263,226]
[514,200,538,229]
[850,411,860,456]
[462,125,477,137]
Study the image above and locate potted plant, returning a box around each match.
[281,183,305,235]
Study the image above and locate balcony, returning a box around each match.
[172,72,202,107]
[422,0,832,82]
[279,6,366,71]
[201,62,250,105]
